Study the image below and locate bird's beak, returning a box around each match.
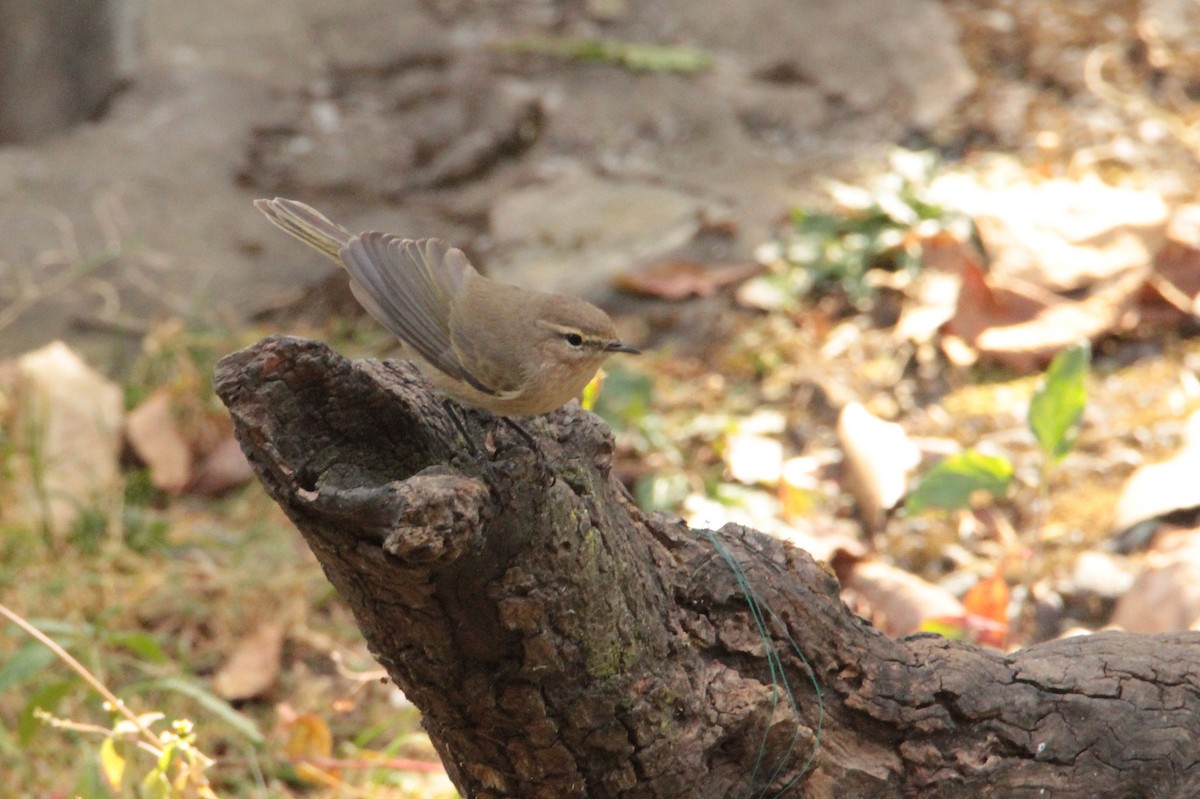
[605,341,641,355]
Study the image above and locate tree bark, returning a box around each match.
[214,336,1200,799]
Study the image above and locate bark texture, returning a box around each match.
[215,336,1200,799]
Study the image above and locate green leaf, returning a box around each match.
[139,765,171,799]
[500,37,713,73]
[1028,341,1090,462]
[141,676,264,745]
[0,642,55,692]
[906,450,1013,513]
[18,678,77,743]
[106,631,169,665]
[610,41,713,72]
[74,758,112,799]
[592,367,653,426]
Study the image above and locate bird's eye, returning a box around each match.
[564,333,584,348]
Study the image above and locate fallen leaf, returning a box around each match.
[943,259,1146,372]
[6,342,123,534]
[1110,528,1200,633]
[893,230,980,345]
[213,621,286,701]
[973,265,1146,370]
[1113,410,1200,532]
[967,175,1167,291]
[778,455,822,522]
[1150,246,1200,313]
[616,259,762,300]
[838,402,921,533]
[126,390,193,493]
[939,259,1053,368]
[843,559,965,637]
[724,433,784,486]
[186,436,254,495]
[281,712,342,786]
[961,569,1010,649]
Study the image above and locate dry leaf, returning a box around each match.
[894,231,980,345]
[1110,528,1200,633]
[187,435,254,495]
[970,176,1167,291]
[939,260,1054,368]
[972,265,1147,370]
[960,569,1010,649]
[843,559,965,637]
[616,259,763,300]
[1113,410,1200,532]
[838,402,921,533]
[213,620,286,701]
[943,259,1146,372]
[126,390,193,493]
[282,712,343,786]
[1149,243,1200,314]
[724,433,784,485]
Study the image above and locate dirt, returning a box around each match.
[0,0,978,370]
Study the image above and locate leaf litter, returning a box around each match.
[6,155,1200,799]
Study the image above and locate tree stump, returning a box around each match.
[214,335,1200,799]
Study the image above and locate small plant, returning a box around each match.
[754,149,967,306]
[906,341,1091,516]
[0,604,234,799]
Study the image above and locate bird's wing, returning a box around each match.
[340,233,500,396]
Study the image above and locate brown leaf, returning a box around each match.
[281,712,344,786]
[943,260,1147,372]
[1110,528,1200,633]
[616,259,763,300]
[843,559,965,637]
[1113,410,1200,532]
[125,390,193,493]
[837,402,921,533]
[960,567,1010,649]
[940,260,1053,368]
[894,231,979,345]
[187,435,254,495]
[212,620,286,701]
[972,176,1167,291]
[1146,240,1200,317]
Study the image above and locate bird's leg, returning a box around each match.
[497,417,556,487]
[442,399,554,487]
[442,398,484,457]
[499,417,539,451]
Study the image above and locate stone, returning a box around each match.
[4,341,123,536]
[488,171,702,297]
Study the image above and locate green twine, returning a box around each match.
[699,528,824,798]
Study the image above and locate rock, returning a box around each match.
[675,0,975,130]
[488,171,702,297]
[0,0,143,143]
[4,342,123,536]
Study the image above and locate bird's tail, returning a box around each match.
[254,197,354,263]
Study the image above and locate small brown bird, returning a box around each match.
[255,198,639,416]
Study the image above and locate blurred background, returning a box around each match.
[4,0,1200,796]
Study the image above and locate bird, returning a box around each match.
[254,198,640,418]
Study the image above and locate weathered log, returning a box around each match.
[214,335,1200,799]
